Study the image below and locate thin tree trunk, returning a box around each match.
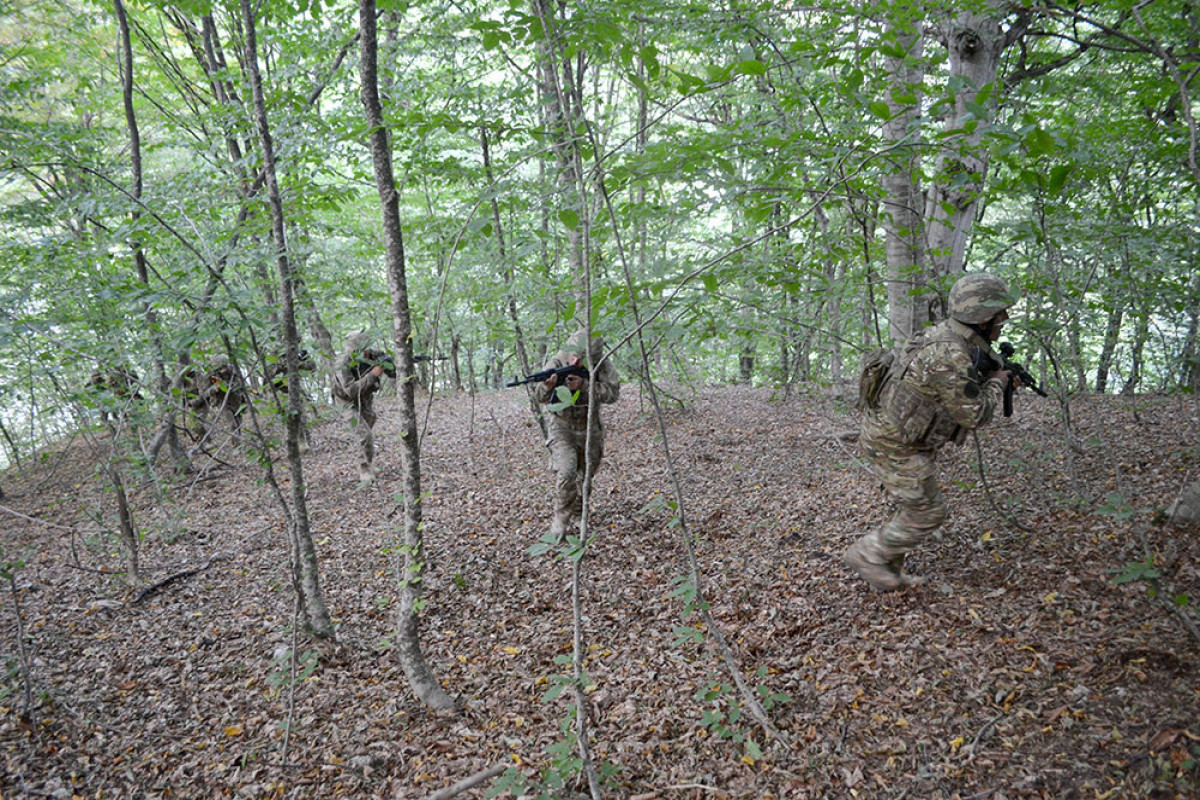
[113,0,189,474]
[1094,303,1124,393]
[358,0,456,711]
[240,0,334,639]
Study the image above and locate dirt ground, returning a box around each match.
[1,382,1198,798]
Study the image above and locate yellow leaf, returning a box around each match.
[224,726,244,737]
[949,736,964,753]
[980,530,993,542]
[893,718,909,728]
[968,608,980,621]
[501,646,521,655]
[1042,591,1058,604]
[741,754,756,766]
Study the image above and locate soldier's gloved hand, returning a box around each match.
[992,369,1016,389]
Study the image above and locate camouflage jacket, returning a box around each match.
[865,319,1006,450]
[331,350,380,407]
[532,351,620,427]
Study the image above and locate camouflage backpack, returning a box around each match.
[856,346,900,410]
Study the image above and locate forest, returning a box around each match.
[1,0,1199,797]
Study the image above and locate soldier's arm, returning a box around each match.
[928,349,1005,430]
[590,359,620,405]
[531,354,567,404]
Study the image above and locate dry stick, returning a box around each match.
[5,572,35,726]
[964,712,1005,762]
[1134,525,1200,646]
[422,762,508,800]
[579,135,792,756]
[280,596,301,766]
[970,430,1034,533]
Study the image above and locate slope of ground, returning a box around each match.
[1,384,1198,798]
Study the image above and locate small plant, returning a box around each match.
[267,648,319,691]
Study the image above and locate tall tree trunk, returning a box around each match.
[114,0,190,474]
[240,0,334,639]
[881,11,927,342]
[924,7,1006,282]
[358,0,456,712]
[482,127,544,435]
[1121,310,1149,395]
[532,0,587,318]
[1094,304,1124,393]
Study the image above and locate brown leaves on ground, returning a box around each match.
[1,386,1197,798]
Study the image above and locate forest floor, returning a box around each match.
[1,383,1198,799]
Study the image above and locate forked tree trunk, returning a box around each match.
[358,0,456,712]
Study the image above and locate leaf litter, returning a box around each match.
[0,385,1197,798]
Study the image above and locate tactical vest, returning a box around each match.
[879,334,963,448]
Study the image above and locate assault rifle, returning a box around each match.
[352,348,397,380]
[971,341,1047,417]
[506,363,590,388]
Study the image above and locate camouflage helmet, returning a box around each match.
[565,330,605,361]
[948,273,1015,325]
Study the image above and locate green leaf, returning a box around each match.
[701,273,718,292]
[736,60,766,76]
[558,209,580,231]
[867,101,891,120]
[1047,163,1073,196]
[1024,127,1058,156]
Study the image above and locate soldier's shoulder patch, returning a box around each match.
[964,381,980,399]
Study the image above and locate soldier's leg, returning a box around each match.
[547,423,579,541]
[846,448,944,590]
[358,412,375,482]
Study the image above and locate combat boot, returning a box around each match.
[886,554,926,588]
[843,541,901,591]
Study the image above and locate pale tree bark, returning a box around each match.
[532,0,587,320]
[923,6,1008,286]
[881,8,926,342]
[358,0,456,711]
[240,0,334,639]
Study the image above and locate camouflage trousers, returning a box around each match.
[339,403,377,474]
[547,417,604,540]
[852,432,948,568]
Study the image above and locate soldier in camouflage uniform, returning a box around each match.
[845,273,1020,591]
[532,331,620,542]
[189,356,247,441]
[332,331,391,482]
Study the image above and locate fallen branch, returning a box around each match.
[422,762,507,800]
[128,552,227,605]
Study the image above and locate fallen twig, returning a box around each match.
[128,552,227,605]
[423,762,507,800]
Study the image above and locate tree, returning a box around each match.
[358,0,456,712]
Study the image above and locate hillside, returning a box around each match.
[1,385,1198,798]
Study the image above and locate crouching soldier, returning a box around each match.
[532,331,620,542]
[264,348,316,395]
[332,331,394,482]
[87,367,142,426]
[189,355,248,442]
